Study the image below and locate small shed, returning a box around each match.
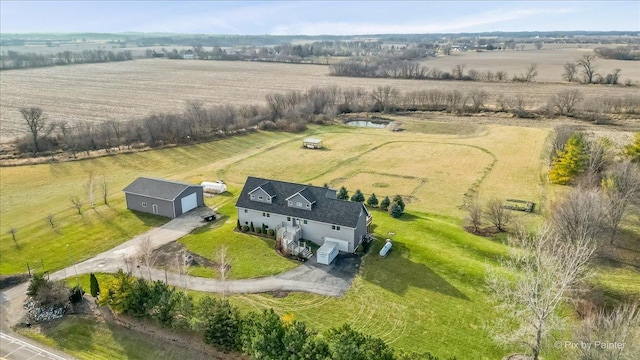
[303,138,322,149]
[317,241,339,265]
[201,181,227,194]
[123,177,204,218]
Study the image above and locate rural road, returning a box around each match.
[0,332,70,360]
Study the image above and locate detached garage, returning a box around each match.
[123,177,204,218]
[317,241,339,265]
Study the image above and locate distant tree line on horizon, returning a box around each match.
[0,49,133,70]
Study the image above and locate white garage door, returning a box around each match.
[180,193,198,214]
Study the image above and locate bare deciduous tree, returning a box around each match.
[486,227,597,360]
[87,172,95,209]
[574,302,640,360]
[602,160,640,244]
[70,197,83,216]
[467,89,489,112]
[577,55,598,84]
[45,213,55,228]
[137,236,157,281]
[8,227,18,248]
[452,64,466,80]
[101,175,109,205]
[562,62,578,82]
[548,187,606,244]
[485,198,511,232]
[216,246,231,297]
[465,196,483,233]
[524,63,538,82]
[551,89,584,116]
[20,107,50,155]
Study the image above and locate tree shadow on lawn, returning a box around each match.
[40,316,95,352]
[362,240,470,300]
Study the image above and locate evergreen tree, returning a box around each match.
[325,324,395,360]
[366,193,379,207]
[89,272,100,297]
[549,133,589,184]
[389,202,404,218]
[240,309,285,359]
[250,222,255,232]
[237,219,241,230]
[195,297,241,351]
[337,186,349,200]
[350,189,365,202]
[392,195,405,212]
[380,196,391,211]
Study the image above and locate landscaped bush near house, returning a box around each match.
[241,225,249,232]
[267,229,275,237]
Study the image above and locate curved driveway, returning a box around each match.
[47,207,354,297]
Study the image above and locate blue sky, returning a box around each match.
[1,1,638,35]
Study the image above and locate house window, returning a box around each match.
[287,217,291,221]
[331,225,335,230]
[142,202,147,208]
[306,204,310,208]
[296,202,302,207]
[251,195,255,200]
[262,212,266,217]
[303,220,307,224]
[289,201,293,206]
[267,196,271,201]
[245,221,248,225]
[267,213,270,217]
[244,209,248,213]
[258,196,263,200]
[332,225,340,231]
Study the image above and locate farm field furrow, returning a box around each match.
[2,58,638,142]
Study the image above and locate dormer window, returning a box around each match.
[288,200,293,205]
[296,201,302,207]
[251,195,255,200]
[306,204,310,208]
[258,196,263,200]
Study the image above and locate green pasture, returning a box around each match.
[3,122,638,360]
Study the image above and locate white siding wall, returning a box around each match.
[237,207,357,252]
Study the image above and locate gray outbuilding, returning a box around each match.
[123,177,204,218]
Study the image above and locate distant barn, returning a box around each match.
[303,138,322,149]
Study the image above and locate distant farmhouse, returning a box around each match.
[123,177,204,218]
[236,177,372,258]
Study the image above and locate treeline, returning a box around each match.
[0,49,133,70]
[98,269,454,360]
[15,86,640,157]
[330,57,538,83]
[594,46,640,61]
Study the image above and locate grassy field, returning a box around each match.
[3,122,639,359]
[422,44,640,84]
[2,49,638,141]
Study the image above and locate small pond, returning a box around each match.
[345,120,390,128]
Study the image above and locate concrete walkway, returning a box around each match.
[45,207,354,297]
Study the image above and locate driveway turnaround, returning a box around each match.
[44,207,357,297]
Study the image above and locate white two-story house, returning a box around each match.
[235,176,372,253]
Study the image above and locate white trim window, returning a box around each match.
[142,202,147,208]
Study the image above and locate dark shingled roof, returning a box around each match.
[296,187,316,204]
[236,177,367,228]
[123,177,199,201]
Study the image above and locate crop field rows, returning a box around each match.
[2,50,639,142]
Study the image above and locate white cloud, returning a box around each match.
[270,7,576,35]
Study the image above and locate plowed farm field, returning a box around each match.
[1,55,638,142]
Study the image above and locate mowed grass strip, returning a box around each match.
[224,210,510,359]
